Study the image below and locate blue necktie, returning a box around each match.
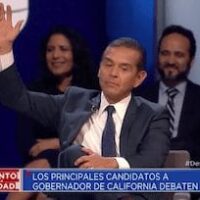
[101,105,116,157]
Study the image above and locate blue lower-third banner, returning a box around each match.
[20,169,200,192]
[1,168,200,192]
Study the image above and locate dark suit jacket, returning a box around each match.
[0,66,170,200]
[139,80,200,162]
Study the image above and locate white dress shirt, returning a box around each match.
[159,81,186,138]
[0,51,14,71]
[74,92,131,168]
[0,51,130,168]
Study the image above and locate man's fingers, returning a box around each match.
[75,158,93,169]
[6,5,12,23]
[78,162,91,169]
[6,4,23,33]
[74,155,89,166]
[0,3,5,21]
[81,147,94,155]
[14,20,24,32]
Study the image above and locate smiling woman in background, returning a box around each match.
[10,26,97,200]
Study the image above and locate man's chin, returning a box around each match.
[159,68,189,83]
[162,74,187,83]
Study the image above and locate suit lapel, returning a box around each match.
[120,95,138,156]
[65,94,101,146]
[178,81,194,137]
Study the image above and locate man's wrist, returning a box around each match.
[105,158,119,168]
[0,42,12,55]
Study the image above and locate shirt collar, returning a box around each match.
[99,92,131,120]
[160,81,187,96]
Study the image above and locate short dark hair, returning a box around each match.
[158,25,196,59]
[106,37,146,70]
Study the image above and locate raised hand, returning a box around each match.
[0,3,23,54]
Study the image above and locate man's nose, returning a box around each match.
[110,67,119,77]
[167,55,176,64]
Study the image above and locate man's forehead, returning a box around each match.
[101,47,141,67]
[161,34,190,47]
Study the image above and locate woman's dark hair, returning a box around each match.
[40,26,97,89]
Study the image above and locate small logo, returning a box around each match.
[0,169,20,191]
[185,160,200,167]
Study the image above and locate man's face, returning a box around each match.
[158,33,193,83]
[98,46,146,103]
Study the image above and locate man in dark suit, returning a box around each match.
[0,4,170,200]
[139,25,200,165]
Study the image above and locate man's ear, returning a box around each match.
[98,64,103,78]
[190,58,194,69]
[133,70,147,88]
[97,69,100,78]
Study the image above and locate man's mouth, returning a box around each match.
[163,64,178,70]
[106,81,118,87]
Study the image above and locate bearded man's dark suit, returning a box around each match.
[139,80,200,163]
[0,65,170,200]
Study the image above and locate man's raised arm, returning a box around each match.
[0,3,63,131]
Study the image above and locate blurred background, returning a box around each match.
[0,0,200,198]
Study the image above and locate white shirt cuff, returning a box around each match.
[0,51,14,71]
[115,157,130,169]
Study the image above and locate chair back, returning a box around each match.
[164,150,190,168]
[163,150,191,200]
